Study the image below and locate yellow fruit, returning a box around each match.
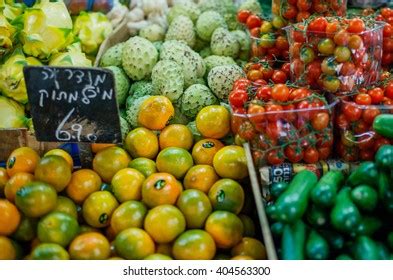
[66,169,102,204]
[82,191,119,228]
[6,147,40,177]
[111,168,145,202]
[192,139,224,165]
[110,201,147,235]
[159,124,193,150]
[196,105,230,139]
[124,128,159,159]
[44,149,73,170]
[156,147,194,179]
[93,146,131,183]
[0,236,16,260]
[213,145,248,180]
[34,155,72,192]
[183,165,219,194]
[138,96,174,130]
[231,237,267,260]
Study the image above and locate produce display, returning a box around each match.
[266,144,393,260]
[1,0,393,262]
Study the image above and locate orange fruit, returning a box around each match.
[12,215,38,242]
[205,211,243,249]
[0,236,16,260]
[93,146,131,183]
[196,105,230,139]
[124,128,159,159]
[138,96,175,130]
[144,254,172,260]
[91,143,116,154]
[156,147,194,179]
[37,212,79,247]
[192,139,224,165]
[82,191,119,228]
[159,124,193,150]
[66,169,102,204]
[15,181,57,218]
[239,214,256,237]
[0,199,21,235]
[176,189,212,229]
[54,196,78,219]
[231,237,267,260]
[6,147,40,177]
[156,243,172,257]
[110,201,147,235]
[213,145,248,180]
[231,255,254,260]
[172,230,216,260]
[44,149,73,170]
[114,228,155,260]
[144,205,186,243]
[183,165,219,194]
[31,243,70,260]
[208,179,245,214]
[4,172,34,202]
[69,232,111,260]
[141,173,182,208]
[128,158,157,178]
[111,168,145,202]
[34,155,72,192]
[0,167,9,195]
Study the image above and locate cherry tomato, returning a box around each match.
[282,104,297,122]
[281,63,291,76]
[318,38,335,55]
[246,15,262,30]
[259,33,276,49]
[237,10,251,24]
[248,104,265,125]
[265,121,281,140]
[323,76,340,92]
[238,121,257,141]
[247,70,263,81]
[253,79,267,87]
[374,138,391,152]
[284,145,304,163]
[256,85,272,101]
[265,104,283,122]
[385,82,393,99]
[353,119,369,134]
[334,30,350,46]
[383,38,393,52]
[304,147,319,164]
[266,149,284,165]
[311,112,329,131]
[321,57,337,75]
[368,87,384,104]
[300,46,315,64]
[326,21,339,37]
[276,36,289,51]
[307,17,327,33]
[233,78,251,91]
[362,107,381,124]
[381,8,393,19]
[343,103,362,121]
[271,84,290,102]
[250,27,260,38]
[340,61,356,76]
[260,21,273,34]
[334,46,351,63]
[229,90,248,108]
[318,147,331,160]
[272,15,287,30]
[355,93,372,105]
[383,23,393,38]
[282,4,297,20]
[271,70,288,84]
[260,65,274,80]
[347,18,365,34]
[296,11,310,22]
[348,35,363,50]
[359,149,374,161]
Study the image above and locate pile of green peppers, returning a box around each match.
[266,145,393,260]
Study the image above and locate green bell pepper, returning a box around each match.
[375,145,393,171]
[347,161,379,188]
[373,114,393,139]
[310,171,344,208]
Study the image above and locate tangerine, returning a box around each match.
[159,124,193,150]
[6,147,40,177]
[138,96,175,130]
[192,139,224,165]
[196,105,230,139]
[124,128,159,159]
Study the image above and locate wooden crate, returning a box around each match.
[243,142,278,260]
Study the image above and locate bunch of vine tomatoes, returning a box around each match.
[243,59,290,83]
[229,79,334,165]
[237,10,289,60]
[271,0,347,23]
[335,74,393,162]
[375,8,393,67]
[287,17,383,94]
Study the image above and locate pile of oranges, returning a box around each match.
[0,105,267,260]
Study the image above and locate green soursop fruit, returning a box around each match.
[100,43,125,67]
[180,84,219,119]
[239,0,262,14]
[160,41,199,87]
[195,78,206,85]
[196,11,227,42]
[204,55,236,77]
[208,65,245,100]
[119,108,127,119]
[152,60,184,102]
[199,47,212,58]
[211,28,239,58]
[125,95,150,128]
[139,24,165,42]
[169,106,190,125]
[165,16,196,49]
[168,2,201,23]
[194,36,209,52]
[120,116,130,140]
[191,52,206,78]
[122,36,158,81]
[105,66,130,107]
[231,30,251,61]
[129,81,154,98]
[153,41,163,53]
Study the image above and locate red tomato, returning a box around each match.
[383,38,393,52]
[281,63,291,76]
[229,89,248,108]
[360,149,374,161]
[248,104,265,125]
[250,27,260,38]
[358,136,375,151]
[362,107,381,124]
[276,35,289,51]
[326,21,339,37]
[256,85,272,101]
[252,79,267,87]
[307,17,327,34]
[265,104,283,122]
[260,65,274,80]
[246,15,262,30]
[271,70,288,84]
[282,104,297,122]
[347,18,365,34]
[271,84,290,102]
[334,30,350,46]
[319,147,331,160]
[348,35,363,50]
[296,11,310,22]
[340,61,356,76]
[266,149,285,165]
[311,112,329,131]
[381,8,393,19]
[304,147,319,163]
[284,145,304,163]
[343,103,362,122]
[233,78,251,91]
[385,82,393,99]
[282,4,297,20]
[265,121,281,140]
[355,93,372,105]
[237,10,251,24]
[374,138,391,152]
[353,119,369,134]
[238,121,256,141]
[383,23,393,38]
[247,70,263,81]
[368,87,384,104]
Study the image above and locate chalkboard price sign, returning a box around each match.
[24,66,122,143]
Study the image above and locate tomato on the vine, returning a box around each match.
[343,103,362,121]
[271,70,288,84]
[229,89,248,108]
[266,149,284,165]
[256,85,272,101]
[265,104,283,122]
[355,93,372,105]
[246,15,262,29]
[347,18,365,34]
[368,87,384,104]
[237,10,251,24]
[311,112,329,131]
[271,84,290,102]
[304,147,319,164]
[284,145,304,163]
[362,107,381,124]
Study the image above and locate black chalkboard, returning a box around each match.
[24,66,122,143]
